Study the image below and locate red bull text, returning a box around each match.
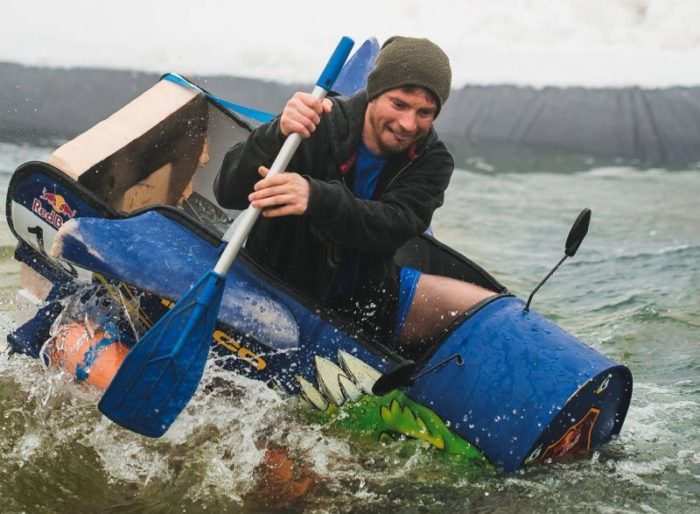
[32,188,77,229]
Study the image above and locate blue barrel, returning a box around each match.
[406,296,633,472]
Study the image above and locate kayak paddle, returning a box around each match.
[98,36,355,437]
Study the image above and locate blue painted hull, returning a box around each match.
[5,161,632,471]
[410,296,631,469]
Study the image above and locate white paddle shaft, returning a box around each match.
[213,85,328,277]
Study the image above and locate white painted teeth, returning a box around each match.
[296,375,328,411]
[338,374,362,401]
[315,356,347,406]
[338,350,382,395]
[295,352,383,411]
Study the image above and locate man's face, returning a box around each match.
[363,87,437,155]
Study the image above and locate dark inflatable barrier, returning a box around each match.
[438,85,700,170]
[2,61,699,169]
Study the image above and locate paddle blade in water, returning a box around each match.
[98,271,225,437]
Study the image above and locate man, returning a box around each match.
[215,36,495,354]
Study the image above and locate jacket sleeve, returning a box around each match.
[213,118,287,209]
[306,144,454,254]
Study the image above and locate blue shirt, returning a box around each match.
[330,141,420,337]
[353,141,387,199]
[329,142,386,300]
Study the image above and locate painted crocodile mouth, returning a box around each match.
[296,351,488,466]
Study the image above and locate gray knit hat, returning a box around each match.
[367,36,452,114]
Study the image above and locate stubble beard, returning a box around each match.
[370,117,416,155]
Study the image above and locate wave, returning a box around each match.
[629,306,700,329]
[578,167,700,178]
[571,243,700,267]
[615,243,698,261]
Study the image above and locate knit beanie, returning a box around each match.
[366,36,452,115]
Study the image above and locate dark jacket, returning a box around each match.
[214,91,454,343]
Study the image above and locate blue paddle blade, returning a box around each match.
[98,271,225,437]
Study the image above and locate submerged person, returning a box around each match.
[214,36,495,355]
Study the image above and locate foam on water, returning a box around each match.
[0,309,697,510]
[0,349,305,508]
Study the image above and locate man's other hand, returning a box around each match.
[248,166,310,217]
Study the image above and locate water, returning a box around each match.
[1,141,699,513]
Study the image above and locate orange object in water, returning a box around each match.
[47,322,129,390]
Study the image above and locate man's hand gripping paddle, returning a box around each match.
[98,37,355,437]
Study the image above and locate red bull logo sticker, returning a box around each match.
[32,188,78,229]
